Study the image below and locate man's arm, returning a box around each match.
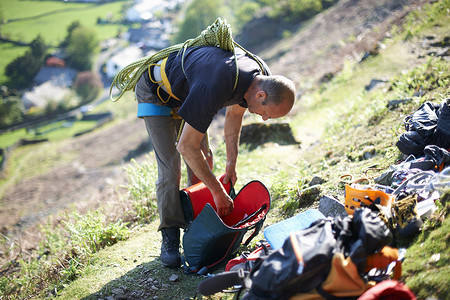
[223,104,246,185]
[176,122,234,216]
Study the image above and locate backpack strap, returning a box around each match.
[198,269,249,296]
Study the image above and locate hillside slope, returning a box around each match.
[0,0,434,247]
[1,0,448,299]
[58,0,448,299]
[241,0,433,87]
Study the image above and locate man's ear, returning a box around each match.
[256,90,267,103]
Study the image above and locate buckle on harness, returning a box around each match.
[148,57,180,103]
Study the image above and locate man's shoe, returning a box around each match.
[160,228,181,268]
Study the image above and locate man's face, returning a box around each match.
[248,101,291,121]
[248,103,271,121]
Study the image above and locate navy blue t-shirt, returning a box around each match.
[163,46,270,133]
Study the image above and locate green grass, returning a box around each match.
[0,43,28,84]
[0,0,131,85]
[0,0,128,45]
[0,210,130,298]
[57,221,205,300]
[0,128,28,149]
[0,119,96,149]
[0,140,77,198]
[0,91,136,149]
[403,195,450,299]
[0,94,137,199]
[97,91,136,119]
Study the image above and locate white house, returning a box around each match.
[106,46,143,79]
[125,0,164,22]
[22,81,73,110]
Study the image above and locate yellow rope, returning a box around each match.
[109,18,267,102]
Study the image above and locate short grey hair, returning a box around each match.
[259,75,296,106]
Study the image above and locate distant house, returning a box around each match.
[24,56,78,110]
[125,0,163,22]
[105,46,143,79]
[32,56,75,86]
[22,81,73,110]
[45,56,66,68]
[33,65,77,88]
[125,0,186,22]
[127,25,169,50]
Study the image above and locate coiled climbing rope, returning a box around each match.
[109,18,266,102]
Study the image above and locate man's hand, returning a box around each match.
[177,122,235,216]
[223,161,237,186]
[212,188,234,217]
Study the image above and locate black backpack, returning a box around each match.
[198,209,394,299]
[397,99,450,156]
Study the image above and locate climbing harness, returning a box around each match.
[109,17,267,102]
[148,57,180,104]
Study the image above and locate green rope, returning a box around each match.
[109,18,266,102]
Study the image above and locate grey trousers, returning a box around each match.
[136,71,186,231]
[144,116,186,231]
[137,71,212,231]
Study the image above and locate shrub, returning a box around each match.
[0,96,24,128]
[0,211,129,299]
[73,71,103,103]
[5,36,47,88]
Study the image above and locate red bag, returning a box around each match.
[225,240,272,272]
[358,280,416,300]
[180,174,234,223]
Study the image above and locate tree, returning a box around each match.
[65,26,98,71]
[73,71,102,103]
[249,0,337,20]
[287,0,322,18]
[0,96,24,128]
[173,0,224,43]
[233,1,261,31]
[60,20,82,48]
[5,35,47,88]
[30,35,47,58]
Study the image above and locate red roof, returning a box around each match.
[45,57,66,68]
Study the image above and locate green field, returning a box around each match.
[0,0,131,85]
[0,91,136,149]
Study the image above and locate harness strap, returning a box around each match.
[160,57,180,101]
[148,57,180,104]
[137,102,172,118]
[145,58,211,149]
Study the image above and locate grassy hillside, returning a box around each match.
[0,0,449,299]
[60,1,449,299]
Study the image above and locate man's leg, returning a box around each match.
[144,116,185,268]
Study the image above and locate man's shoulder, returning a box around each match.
[181,45,229,56]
